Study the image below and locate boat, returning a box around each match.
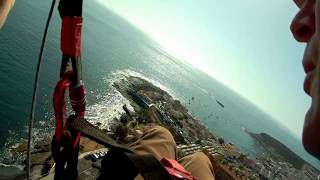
[216,100,225,108]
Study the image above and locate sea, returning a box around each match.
[0,0,319,170]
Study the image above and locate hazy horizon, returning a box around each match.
[97,0,308,138]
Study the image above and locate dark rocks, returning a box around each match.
[10,139,28,153]
[218,137,225,144]
[30,152,51,166]
[0,165,26,180]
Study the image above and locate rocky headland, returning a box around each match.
[247,131,318,171]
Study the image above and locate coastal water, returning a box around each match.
[1,0,319,169]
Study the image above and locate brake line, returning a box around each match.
[26,0,56,179]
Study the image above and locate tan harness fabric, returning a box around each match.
[129,125,215,180]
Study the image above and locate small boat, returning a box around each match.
[216,100,225,108]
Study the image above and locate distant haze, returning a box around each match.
[98,0,308,138]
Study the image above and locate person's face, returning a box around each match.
[291,0,320,159]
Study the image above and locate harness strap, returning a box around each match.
[161,158,197,180]
[61,16,82,57]
[68,116,131,152]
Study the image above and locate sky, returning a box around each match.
[97,0,308,137]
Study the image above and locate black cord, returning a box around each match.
[26,0,56,179]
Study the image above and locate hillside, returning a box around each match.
[249,132,312,170]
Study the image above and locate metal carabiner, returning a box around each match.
[60,54,82,86]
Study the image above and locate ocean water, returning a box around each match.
[0,0,319,169]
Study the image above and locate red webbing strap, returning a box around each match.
[61,16,82,56]
[160,158,197,180]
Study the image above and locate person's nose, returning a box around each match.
[290,2,316,42]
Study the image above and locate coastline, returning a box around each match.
[3,75,319,179]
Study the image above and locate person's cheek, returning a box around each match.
[314,1,320,119]
[303,57,320,156]
[316,7,320,115]
[312,62,320,119]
